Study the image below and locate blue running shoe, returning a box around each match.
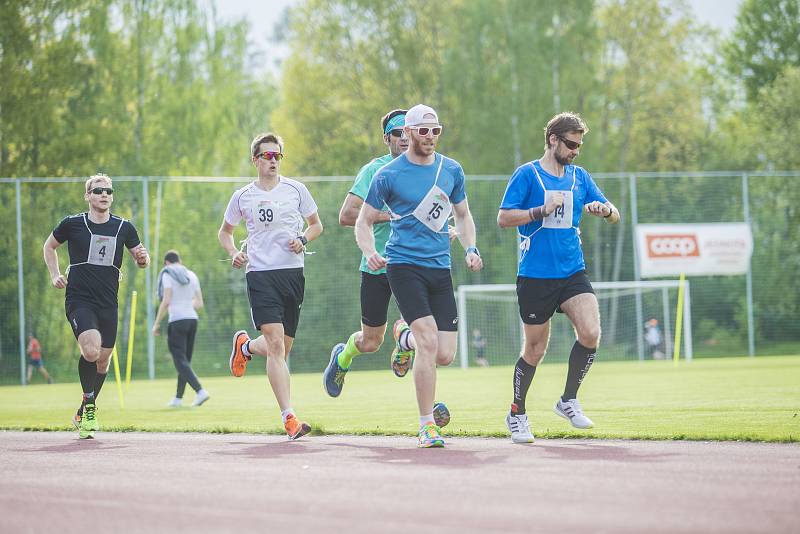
[323,343,348,397]
[433,402,450,428]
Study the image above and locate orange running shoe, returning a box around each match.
[284,414,311,441]
[229,330,251,377]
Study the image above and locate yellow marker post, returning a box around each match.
[673,273,686,366]
[125,290,137,390]
[111,347,125,409]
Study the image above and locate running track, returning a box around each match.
[1,432,797,533]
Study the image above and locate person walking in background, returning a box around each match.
[497,112,620,444]
[26,333,53,384]
[219,132,323,441]
[43,173,150,438]
[152,250,210,407]
[356,104,483,448]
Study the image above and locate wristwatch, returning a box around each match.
[465,246,480,257]
[298,235,308,246]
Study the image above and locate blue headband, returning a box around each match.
[384,114,406,135]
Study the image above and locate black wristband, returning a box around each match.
[528,206,546,221]
[603,209,613,219]
[298,235,308,246]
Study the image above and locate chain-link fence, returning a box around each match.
[2,172,798,384]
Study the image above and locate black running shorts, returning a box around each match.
[66,305,119,348]
[517,270,595,325]
[360,271,393,328]
[246,268,305,337]
[386,263,458,331]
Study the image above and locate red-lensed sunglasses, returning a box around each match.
[255,151,284,161]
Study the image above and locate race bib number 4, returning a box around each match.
[542,190,573,229]
[88,235,117,266]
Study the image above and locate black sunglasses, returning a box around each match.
[557,135,582,150]
[388,129,405,138]
[89,187,114,195]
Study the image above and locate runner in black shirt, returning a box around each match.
[43,174,150,438]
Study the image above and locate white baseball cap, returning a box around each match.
[405,104,440,127]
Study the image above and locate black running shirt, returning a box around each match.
[52,213,141,309]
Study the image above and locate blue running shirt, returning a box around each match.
[500,160,608,279]
[365,153,466,269]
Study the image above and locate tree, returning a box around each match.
[724,0,800,102]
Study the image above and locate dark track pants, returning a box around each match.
[167,319,202,397]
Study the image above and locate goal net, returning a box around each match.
[456,280,692,368]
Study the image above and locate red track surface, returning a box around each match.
[1,431,797,533]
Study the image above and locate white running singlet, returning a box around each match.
[224,177,318,272]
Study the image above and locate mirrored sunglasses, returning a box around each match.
[255,151,284,161]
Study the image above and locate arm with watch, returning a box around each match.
[289,211,324,254]
[452,199,483,273]
[585,200,620,224]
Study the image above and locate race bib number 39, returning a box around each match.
[542,190,573,229]
[255,200,282,231]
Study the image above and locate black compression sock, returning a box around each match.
[562,341,596,401]
[94,372,107,401]
[511,357,536,415]
[78,356,97,396]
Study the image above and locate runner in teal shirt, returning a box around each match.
[324,109,411,398]
[349,153,393,274]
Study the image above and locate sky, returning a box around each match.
[214,0,743,74]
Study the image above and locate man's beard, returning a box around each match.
[555,151,574,166]
[411,140,435,158]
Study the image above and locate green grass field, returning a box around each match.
[2,355,798,442]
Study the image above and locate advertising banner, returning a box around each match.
[635,223,753,277]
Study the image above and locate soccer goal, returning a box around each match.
[456,280,692,368]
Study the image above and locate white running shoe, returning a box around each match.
[506,412,535,443]
[192,389,210,407]
[554,398,594,429]
[167,397,182,408]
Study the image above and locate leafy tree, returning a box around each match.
[724,0,800,102]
